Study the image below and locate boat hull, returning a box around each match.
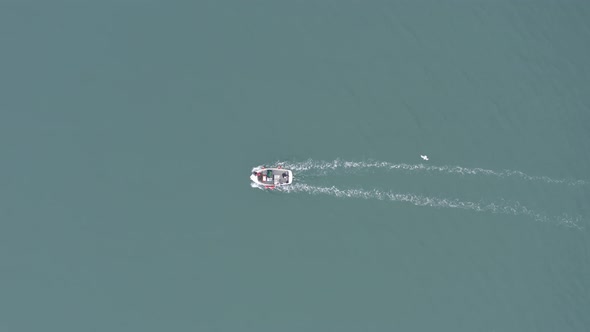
[250,167,293,189]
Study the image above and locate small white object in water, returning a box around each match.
[420,155,429,161]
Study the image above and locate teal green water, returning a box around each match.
[1,1,589,331]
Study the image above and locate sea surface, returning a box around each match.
[1,1,589,331]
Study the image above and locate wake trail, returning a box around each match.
[278,183,581,229]
[279,159,588,186]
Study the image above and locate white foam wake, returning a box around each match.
[279,159,588,186]
[278,183,581,229]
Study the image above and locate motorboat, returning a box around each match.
[250,166,293,189]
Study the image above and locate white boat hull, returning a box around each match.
[250,166,293,189]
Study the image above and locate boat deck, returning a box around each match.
[254,169,291,185]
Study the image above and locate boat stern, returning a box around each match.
[285,170,294,184]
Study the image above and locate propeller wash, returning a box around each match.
[250,159,586,228]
